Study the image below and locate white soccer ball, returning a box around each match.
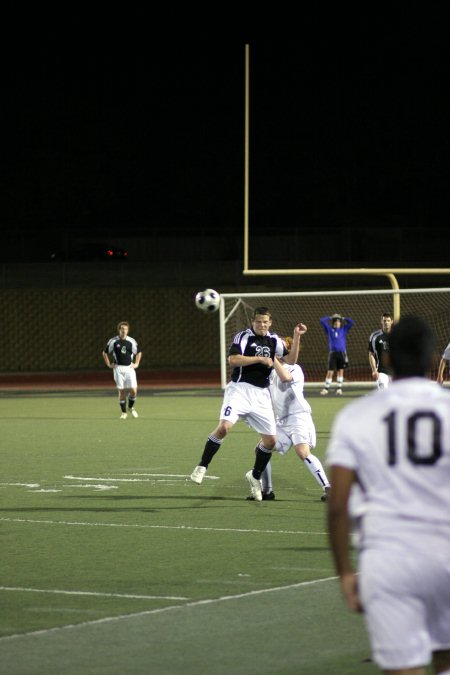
[195,288,220,313]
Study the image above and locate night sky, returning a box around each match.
[2,12,450,264]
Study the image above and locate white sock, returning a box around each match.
[304,454,330,489]
[261,462,272,493]
[324,378,332,389]
[336,377,343,388]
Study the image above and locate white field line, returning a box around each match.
[64,474,220,481]
[0,587,188,601]
[0,517,327,536]
[0,577,337,642]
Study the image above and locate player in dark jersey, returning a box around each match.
[102,321,142,419]
[368,312,393,389]
[190,307,302,501]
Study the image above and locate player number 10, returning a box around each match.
[383,410,442,466]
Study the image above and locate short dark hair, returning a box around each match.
[388,315,435,378]
[117,321,130,331]
[382,312,393,319]
[253,307,271,319]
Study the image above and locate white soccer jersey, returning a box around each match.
[326,377,450,550]
[270,363,312,419]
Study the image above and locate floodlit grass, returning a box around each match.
[0,390,381,674]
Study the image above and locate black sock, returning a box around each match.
[200,436,222,468]
[120,400,126,413]
[252,445,272,480]
[128,397,136,410]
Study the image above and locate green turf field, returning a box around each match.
[0,389,382,674]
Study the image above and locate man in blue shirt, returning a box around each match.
[320,314,354,396]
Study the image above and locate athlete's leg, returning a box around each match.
[336,368,344,395]
[118,388,127,413]
[128,386,138,410]
[294,443,330,490]
[250,433,276,479]
[321,368,334,395]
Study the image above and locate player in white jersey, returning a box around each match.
[326,316,450,675]
[436,340,450,385]
[251,327,330,501]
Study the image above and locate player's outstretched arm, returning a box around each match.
[273,356,293,382]
[284,323,307,365]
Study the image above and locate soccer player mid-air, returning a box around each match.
[190,307,302,501]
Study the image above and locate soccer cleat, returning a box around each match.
[246,491,275,501]
[120,412,127,420]
[245,470,262,502]
[130,409,139,418]
[321,486,331,502]
[335,388,343,396]
[320,388,329,395]
[190,465,206,484]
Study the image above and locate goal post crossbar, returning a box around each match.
[220,287,450,299]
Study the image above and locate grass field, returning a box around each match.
[0,387,381,675]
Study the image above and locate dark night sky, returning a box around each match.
[2,11,450,263]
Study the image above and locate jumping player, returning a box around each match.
[190,307,302,501]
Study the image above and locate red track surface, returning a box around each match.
[0,370,221,391]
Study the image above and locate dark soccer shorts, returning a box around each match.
[328,351,348,370]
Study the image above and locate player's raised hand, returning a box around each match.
[295,323,307,335]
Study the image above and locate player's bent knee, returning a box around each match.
[261,435,276,449]
[294,444,311,460]
[216,421,233,437]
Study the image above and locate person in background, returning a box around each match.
[368,312,393,389]
[102,321,142,419]
[436,339,450,385]
[326,315,450,675]
[320,314,354,396]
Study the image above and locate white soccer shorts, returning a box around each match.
[274,413,316,455]
[113,365,137,390]
[359,545,450,670]
[220,381,277,435]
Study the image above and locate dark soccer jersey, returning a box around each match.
[104,336,140,366]
[228,329,286,388]
[368,329,390,374]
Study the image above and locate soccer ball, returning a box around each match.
[195,288,220,313]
